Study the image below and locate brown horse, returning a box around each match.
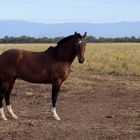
[0,32,87,121]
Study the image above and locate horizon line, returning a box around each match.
[0,19,140,24]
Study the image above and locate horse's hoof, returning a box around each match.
[2,117,8,121]
[54,115,61,121]
[12,114,18,119]
[13,116,18,119]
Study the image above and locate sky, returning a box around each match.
[0,0,140,23]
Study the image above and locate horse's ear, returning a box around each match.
[83,32,87,38]
[74,32,77,35]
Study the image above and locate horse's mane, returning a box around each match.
[57,33,82,46]
[53,33,82,57]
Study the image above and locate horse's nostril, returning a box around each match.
[79,59,85,64]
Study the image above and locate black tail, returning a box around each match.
[0,78,2,90]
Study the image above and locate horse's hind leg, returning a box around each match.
[0,79,7,120]
[4,80,18,119]
[5,96,18,119]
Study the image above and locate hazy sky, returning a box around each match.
[0,0,140,23]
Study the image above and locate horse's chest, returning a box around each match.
[61,71,69,82]
[51,64,70,82]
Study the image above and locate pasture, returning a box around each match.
[0,43,140,140]
[0,43,140,76]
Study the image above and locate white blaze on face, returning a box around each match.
[7,105,18,119]
[0,107,7,120]
[79,40,82,44]
[51,107,61,120]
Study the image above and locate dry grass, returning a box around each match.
[0,43,140,76]
[73,43,140,76]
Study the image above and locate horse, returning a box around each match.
[0,32,87,121]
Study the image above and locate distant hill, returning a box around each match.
[0,20,140,37]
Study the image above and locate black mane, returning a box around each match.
[57,33,82,46]
[53,33,82,57]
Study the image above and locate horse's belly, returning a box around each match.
[18,71,51,84]
[19,76,51,84]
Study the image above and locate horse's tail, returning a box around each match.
[0,78,2,90]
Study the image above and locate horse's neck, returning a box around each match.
[57,44,76,65]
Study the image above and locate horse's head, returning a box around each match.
[73,32,87,64]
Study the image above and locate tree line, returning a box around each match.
[0,35,140,43]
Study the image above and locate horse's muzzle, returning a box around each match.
[79,58,85,64]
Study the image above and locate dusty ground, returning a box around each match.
[0,73,140,140]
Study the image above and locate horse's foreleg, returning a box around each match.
[51,80,62,120]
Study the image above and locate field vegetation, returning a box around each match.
[0,43,140,76]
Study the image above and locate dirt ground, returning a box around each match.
[0,73,140,140]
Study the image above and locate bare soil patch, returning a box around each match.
[0,74,140,140]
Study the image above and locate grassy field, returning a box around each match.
[0,43,140,76]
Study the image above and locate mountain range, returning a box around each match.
[0,20,140,38]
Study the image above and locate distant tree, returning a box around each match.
[0,35,140,44]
